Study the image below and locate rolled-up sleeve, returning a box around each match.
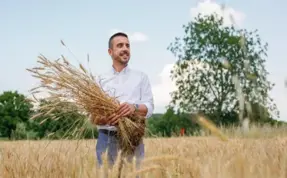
[140,73,154,118]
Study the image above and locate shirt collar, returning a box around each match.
[111,64,130,74]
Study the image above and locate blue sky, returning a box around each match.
[1,0,287,121]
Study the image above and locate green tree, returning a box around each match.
[147,108,200,137]
[167,13,278,124]
[0,91,33,138]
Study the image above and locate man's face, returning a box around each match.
[108,36,130,65]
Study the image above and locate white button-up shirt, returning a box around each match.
[95,65,154,131]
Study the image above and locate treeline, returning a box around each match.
[0,90,285,140]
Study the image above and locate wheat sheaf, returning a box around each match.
[26,52,146,156]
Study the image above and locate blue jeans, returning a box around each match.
[96,130,145,169]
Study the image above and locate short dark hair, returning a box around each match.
[108,32,128,49]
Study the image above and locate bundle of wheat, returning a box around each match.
[27,54,146,155]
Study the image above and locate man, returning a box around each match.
[92,32,154,169]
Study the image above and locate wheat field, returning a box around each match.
[1,125,287,178]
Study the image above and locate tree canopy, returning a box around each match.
[167,13,279,124]
[0,91,33,138]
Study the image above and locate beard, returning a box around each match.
[115,52,130,64]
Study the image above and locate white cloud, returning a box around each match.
[152,60,210,113]
[129,32,148,42]
[109,29,148,43]
[152,64,177,112]
[190,0,245,27]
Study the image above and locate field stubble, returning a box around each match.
[1,130,287,178]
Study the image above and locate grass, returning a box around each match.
[1,124,287,178]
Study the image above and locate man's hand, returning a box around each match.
[91,102,136,126]
[107,113,121,126]
[91,113,121,126]
[106,102,136,126]
[116,102,136,117]
[90,114,109,125]
[107,102,136,126]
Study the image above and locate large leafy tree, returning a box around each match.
[167,13,278,124]
[0,91,33,138]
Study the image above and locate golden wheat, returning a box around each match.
[1,132,287,178]
[27,54,145,156]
